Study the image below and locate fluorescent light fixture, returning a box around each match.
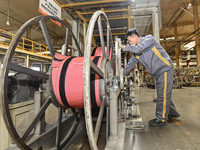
[184,41,195,49]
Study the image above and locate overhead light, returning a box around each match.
[187,0,192,9]
[6,20,10,26]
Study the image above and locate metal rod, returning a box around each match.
[90,61,104,78]
[94,99,105,143]
[106,107,109,142]
[98,16,106,58]
[180,7,194,17]
[56,107,63,150]
[62,28,69,55]
[22,98,51,142]
[60,109,82,148]
[107,26,110,57]
[9,63,49,79]
[109,88,120,140]
[80,9,129,15]
[39,19,55,57]
[93,32,126,37]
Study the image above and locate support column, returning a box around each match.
[152,7,160,100]
[174,24,179,68]
[25,54,30,68]
[193,0,200,66]
[128,6,131,29]
[152,7,160,43]
[72,20,79,56]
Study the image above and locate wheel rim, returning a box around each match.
[83,10,114,150]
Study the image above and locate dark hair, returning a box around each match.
[125,28,140,38]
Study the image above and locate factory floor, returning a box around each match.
[54,85,200,150]
[124,85,200,150]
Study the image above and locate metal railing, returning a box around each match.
[0,28,54,58]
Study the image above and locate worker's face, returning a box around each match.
[127,35,138,45]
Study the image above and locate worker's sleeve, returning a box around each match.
[123,55,138,76]
[124,35,155,54]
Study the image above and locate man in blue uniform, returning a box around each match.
[121,28,180,126]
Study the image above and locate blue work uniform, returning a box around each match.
[124,34,179,122]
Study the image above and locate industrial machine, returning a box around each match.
[0,11,132,150]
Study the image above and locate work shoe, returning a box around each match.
[149,118,167,127]
[168,113,180,119]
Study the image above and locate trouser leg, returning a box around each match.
[155,69,175,122]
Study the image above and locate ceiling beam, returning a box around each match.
[93,32,125,37]
[167,21,195,27]
[79,9,128,15]
[160,32,198,38]
[56,0,129,7]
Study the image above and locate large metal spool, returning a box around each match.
[0,10,122,150]
[0,15,83,150]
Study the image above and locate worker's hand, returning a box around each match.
[121,45,125,50]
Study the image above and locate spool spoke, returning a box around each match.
[9,63,49,79]
[56,107,63,149]
[90,60,104,78]
[107,26,110,57]
[21,98,52,142]
[39,18,55,57]
[94,99,106,143]
[60,109,82,148]
[98,16,106,58]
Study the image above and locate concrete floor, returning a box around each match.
[51,85,200,150]
[124,85,200,150]
[5,85,200,150]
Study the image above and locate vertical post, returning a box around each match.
[124,53,128,84]
[152,7,160,43]
[27,26,32,39]
[174,24,179,68]
[72,20,79,56]
[23,38,25,50]
[56,107,63,150]
[193,0,200,66]
[128,6,131,29]
[34,91,45,137]
[25,54,29,68]
[152,7,160,101]
[109,87,120,140]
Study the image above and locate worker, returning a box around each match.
[121,28,180,126]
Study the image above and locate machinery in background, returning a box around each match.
[146,74,155,89]
[173,68,184,88]
[145,67,200,89]
[182,67,200,86]
[7,73,42,104]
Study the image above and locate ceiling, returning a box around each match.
[0,0,200,57]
